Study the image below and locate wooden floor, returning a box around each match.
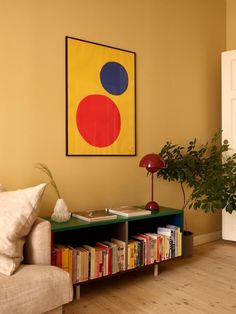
[64,240,236,314]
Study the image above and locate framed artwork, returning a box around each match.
[66,37,136,156]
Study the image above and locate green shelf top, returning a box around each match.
[43,206,183,233]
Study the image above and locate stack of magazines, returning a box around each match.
[108,206,151,217]
[72,209,117,222]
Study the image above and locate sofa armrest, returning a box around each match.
[24,217,51,265]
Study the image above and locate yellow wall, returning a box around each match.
[227,0,236,49]
[0,0,226,235]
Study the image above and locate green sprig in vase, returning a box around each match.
[36,163,71,222]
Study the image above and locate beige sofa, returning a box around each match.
[0,217,73,314]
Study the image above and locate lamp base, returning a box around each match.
[145,201,159,211]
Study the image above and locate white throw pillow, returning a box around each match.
[0,183,46,275]
[0,254,23,276]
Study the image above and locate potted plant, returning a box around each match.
[157,132,236,257]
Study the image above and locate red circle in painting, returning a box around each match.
[76,95,121,147]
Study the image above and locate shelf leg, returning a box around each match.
[74,285,80,300]
[154,264,159,278]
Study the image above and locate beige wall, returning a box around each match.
[0,0,226,235]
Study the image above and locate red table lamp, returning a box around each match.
[139,153,165,210]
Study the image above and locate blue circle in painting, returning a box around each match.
[100,62,128,95]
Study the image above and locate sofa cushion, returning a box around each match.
[0,264,73,314]
[0,184,46,275]
[24,217,51,265]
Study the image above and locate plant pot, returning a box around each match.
[182,230,193,258]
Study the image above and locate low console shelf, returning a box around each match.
[45,206,183,299]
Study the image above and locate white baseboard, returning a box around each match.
[193,230,222,246]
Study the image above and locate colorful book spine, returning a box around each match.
[96,242,109,276]
[76,248,82,283]
[54,245,69,273]
[67,246,73,282]
[83,245,96,279]
[111,238,126,271]
[127,240,135,269]
[103,241,118,274]
[136,234,151,265]
[131,235,145,266]
[95,246,104,277]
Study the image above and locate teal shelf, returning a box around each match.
[44,205,184,288]
[43,206,183,233]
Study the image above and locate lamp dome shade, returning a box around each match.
[139,153,165,173]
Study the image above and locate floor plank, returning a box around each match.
[64,240,236,314]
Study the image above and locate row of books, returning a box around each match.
[52,224,182,284]
[127,225,182,269]
[52,238,126,284]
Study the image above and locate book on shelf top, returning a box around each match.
[72,209,117,222]
[108,206,151,217]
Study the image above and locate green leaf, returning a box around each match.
[157,131,236,214]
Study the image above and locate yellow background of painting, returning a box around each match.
[67,38,135,155]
